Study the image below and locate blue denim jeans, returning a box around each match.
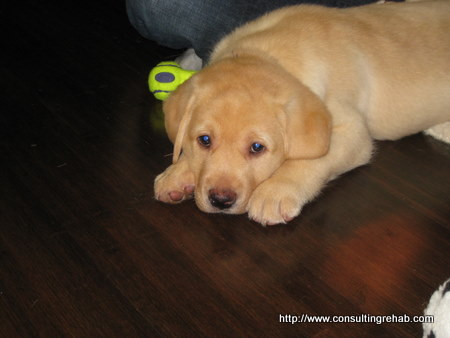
[126,0,384,60]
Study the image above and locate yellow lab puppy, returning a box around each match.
[154,1,450,225]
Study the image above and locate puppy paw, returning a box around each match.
[154,163,195,204]
[247,179,304,226]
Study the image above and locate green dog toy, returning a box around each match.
[148,61,197,100]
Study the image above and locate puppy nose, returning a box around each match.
[208,188,237,210]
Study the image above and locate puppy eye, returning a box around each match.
[250,142,265,154]
[198,135,211,148]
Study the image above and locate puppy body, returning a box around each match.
[155,1,450,225]
[211,2,450,140]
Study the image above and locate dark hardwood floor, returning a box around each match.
[1,0,449,336]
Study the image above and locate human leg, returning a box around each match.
[126,0,382,60]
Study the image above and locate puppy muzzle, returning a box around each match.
[208,188,237,210]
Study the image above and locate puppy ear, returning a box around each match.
[282,85,331,159]
[163,78,197,163]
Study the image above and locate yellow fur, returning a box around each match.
[155,1,450,225]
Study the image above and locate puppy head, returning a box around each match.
[163,56,331,214]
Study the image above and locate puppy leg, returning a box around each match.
[154,154,195,203]
[247,108,374,226]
